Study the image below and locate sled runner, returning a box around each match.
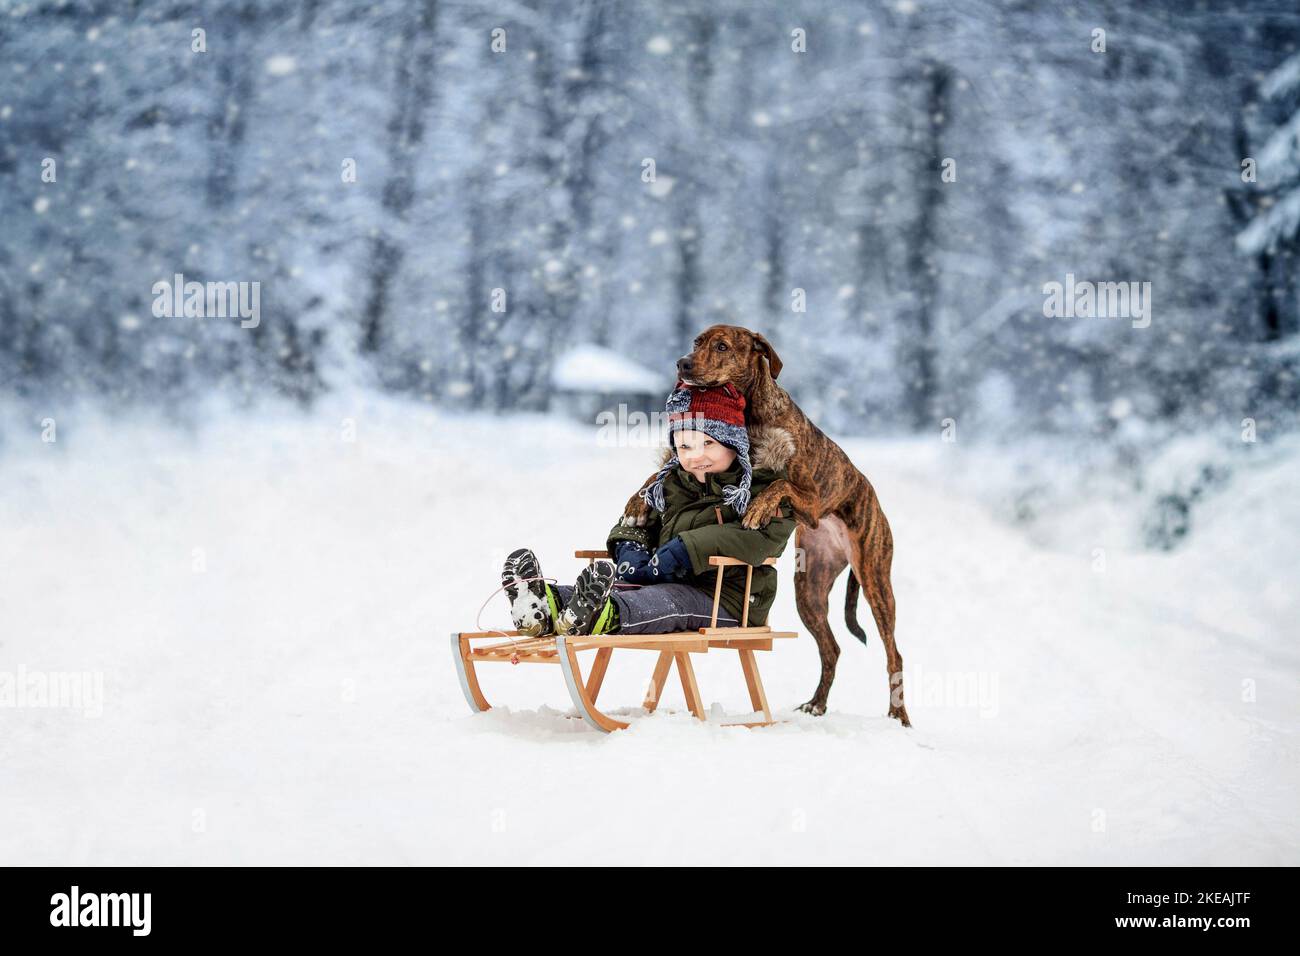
[452,550,798,733]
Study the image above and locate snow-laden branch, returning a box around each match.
[1236,189,1300,255]
[1261,50,1300,100]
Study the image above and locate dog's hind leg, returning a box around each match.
[850,507,910,727]
[792,518,851,716]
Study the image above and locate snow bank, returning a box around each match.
[0,395,1295,864]
[550,343,670,393]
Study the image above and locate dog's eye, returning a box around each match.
[715,342,727,351]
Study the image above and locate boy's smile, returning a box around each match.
[674,429,737,484]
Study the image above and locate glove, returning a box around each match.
[646,537,691,582]
[613,541,652,582]
[614,537,690,584]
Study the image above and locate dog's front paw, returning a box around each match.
[622,493,652,527]
[795,699,827,717]
[741,498,779,529]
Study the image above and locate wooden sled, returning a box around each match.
[452,550,798,733]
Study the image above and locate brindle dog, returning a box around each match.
[623,325,910,726]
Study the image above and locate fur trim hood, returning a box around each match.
[748,423,795,472]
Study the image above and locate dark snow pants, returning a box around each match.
[551,582,740,634]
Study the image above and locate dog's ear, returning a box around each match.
[751,331,783,380]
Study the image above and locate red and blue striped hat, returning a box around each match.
[639,380,752,515]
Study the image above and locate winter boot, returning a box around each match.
[555,561,618,637]
[502,548,560,637]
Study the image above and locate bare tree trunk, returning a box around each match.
[360,0,439,354]
[672,181,703,348]
[671,10,715,350]
[901,62,949,430]
[515,0,612,407]
[762,162,785,322]
[205,3,256,209]
[461,169,488,407]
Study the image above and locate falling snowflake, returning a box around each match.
[265,55,297,76]
[647,175,674,198]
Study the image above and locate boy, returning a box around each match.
[503,381,797,637]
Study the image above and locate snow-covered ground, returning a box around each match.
[1,394,1296,865]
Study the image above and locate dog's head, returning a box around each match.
[676,325,782,394]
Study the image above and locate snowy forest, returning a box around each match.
[1,1,1298,866]
[3,0,1298,434]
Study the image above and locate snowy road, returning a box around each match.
[2,398,1295,864]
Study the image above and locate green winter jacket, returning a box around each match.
[605,445,797,627]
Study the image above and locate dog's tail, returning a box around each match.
[844,570,870,646]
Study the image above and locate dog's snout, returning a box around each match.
[677,356,693,374]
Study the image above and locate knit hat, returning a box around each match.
[639,380,753,515]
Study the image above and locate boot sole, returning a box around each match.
[556,562,616,636]
[502,548,552,636]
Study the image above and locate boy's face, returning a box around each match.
[674,429,737,481]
